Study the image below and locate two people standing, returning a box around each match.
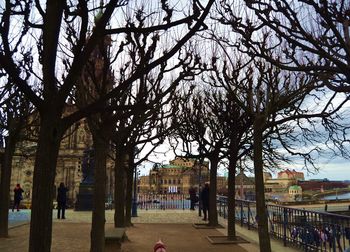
[12,183,24,212]
[57,182,69,219]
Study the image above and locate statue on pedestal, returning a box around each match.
[75,148,95,211]
[81,148,94,184]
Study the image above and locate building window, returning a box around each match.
[168,179,172,184]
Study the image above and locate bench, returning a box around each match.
[105,227,126,251]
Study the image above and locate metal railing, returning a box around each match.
[137,194,191,210]
[217,196,350,252]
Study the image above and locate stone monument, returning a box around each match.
[75,148,95,211]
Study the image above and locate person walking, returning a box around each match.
[201,182,210,221]
[189,186,197,210]
[12,183,24,212]
[57,182,69,219]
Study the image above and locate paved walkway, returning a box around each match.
[1,209,299,252]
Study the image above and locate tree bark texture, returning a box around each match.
[227,155,237,239]
[253,116,272,252]
[90,135,108,252]
[0,134,17,237]
[29,116,63,252]
[124,159,134,226]
[208,157,218,227]
[114,149,127,227]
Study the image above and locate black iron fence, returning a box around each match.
[217,196,350,252]
[137,194,192,210]
[135,194,350,251]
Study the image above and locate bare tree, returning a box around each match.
[0,1,215,251]
[171,86,227,227]
[202,73,253,239]
[0,87,31,237]
[220,0,350,93]
[75,35,115,251]
[209,3,350,249]
[219,57,347,252]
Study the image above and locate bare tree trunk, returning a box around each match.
[114,148,127,227]
[29,116,63,252]
[208,157,218,227]
[253,116,271,252]
[90,135,108,252]
[124,157,133,226]
[0,135,17,237]
[227,155,236,239]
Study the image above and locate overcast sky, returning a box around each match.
[140,143,349,181]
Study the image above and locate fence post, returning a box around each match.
[247,201,251,230]
[283,207,287,247]
[223,198,227,219]
[240,201,244,227]
[332,224,336,252]
[182,194,185,210]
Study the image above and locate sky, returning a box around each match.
[299,160,350,181]
[139,143,350,181]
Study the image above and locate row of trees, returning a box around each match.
[171,1,350,251]
[0,1,215,251]
[1,1,350,252]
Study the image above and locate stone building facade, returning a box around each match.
[9,105,115,206]
[143,157,210,194]
[9,35,116,207]
[277,169,304,180]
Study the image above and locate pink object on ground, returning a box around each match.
[154,239,166,252]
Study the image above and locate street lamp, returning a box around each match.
[132,164,138,217]
[131,147,140,217]
[197,159,202,217]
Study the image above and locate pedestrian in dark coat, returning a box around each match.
[57,182,69,219]
[189,186,197,210]
[12,184,24,212]
[201,182,210,221]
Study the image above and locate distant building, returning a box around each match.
[139,157,228,194]
[144,157,210,194]
[9,106,117,206]
[217,176,228,195]
[234,171,255,199]
[278,169,304,181]
[288,185,302,198]
[298,180,349,191]
[264,169,304,192]
[263,172,272,181]
[9,37,116,206]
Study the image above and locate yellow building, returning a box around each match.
[145,157,210,194]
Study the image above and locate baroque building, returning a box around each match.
[9,34,116,207]
[142,157,210,194]
[9,105,115,206]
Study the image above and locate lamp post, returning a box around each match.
[132,164,138,217]
[197,159,202,217]
[132,147,140,217]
